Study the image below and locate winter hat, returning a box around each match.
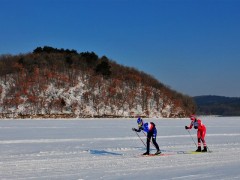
[190,115,196,120]
[137,117,143,124]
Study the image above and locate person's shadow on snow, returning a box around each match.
[89,149,122,156]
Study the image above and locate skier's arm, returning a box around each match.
[185,122,193,129]
[132,127,143,132]
[189,122,193,129]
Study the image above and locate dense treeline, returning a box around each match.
[194,95,240,116]
[0,46,196,118]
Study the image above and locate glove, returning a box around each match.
[185,126,189,129]
[132,128,137,131]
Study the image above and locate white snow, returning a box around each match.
[0,117,240,179]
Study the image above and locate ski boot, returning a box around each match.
[195,146,201,152]
[155,150,161,155]
[142,151,149,155]
[202,146,207,152]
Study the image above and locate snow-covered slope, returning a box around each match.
[0,117,240,179]
[0,75,188,118]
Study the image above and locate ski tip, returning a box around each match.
[190,151,202,154]
[190,150,213,154]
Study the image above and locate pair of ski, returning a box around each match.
[177,150,211,154]
[142,153,172,157]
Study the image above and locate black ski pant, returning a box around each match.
[146,130,160,153]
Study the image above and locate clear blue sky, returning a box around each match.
[1,0,240,97]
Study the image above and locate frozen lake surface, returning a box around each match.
[0,117,240,179]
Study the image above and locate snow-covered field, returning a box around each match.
[0,117,240,180]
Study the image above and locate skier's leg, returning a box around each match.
[196,131,201,152]
[144,133,151,154]
[201,128,207,152]
[152,129,161,155]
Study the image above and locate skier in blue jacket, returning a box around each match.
[132,117,161,155]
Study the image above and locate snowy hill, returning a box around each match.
[0,46,195,119]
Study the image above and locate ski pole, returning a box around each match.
[206,146,211,153]
[135,131,147,148]
[200,137,212,153]
[187,129,197,148]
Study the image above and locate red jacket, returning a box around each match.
[188,119,206,131]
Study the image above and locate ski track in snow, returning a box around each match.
[1,133,240,145]
[0,117,240,179]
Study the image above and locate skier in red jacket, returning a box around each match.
[185,115,207,152]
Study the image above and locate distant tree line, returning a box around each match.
[194,95,240,116]
[33,46,78,54]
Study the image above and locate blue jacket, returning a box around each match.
[137,122,157,138]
